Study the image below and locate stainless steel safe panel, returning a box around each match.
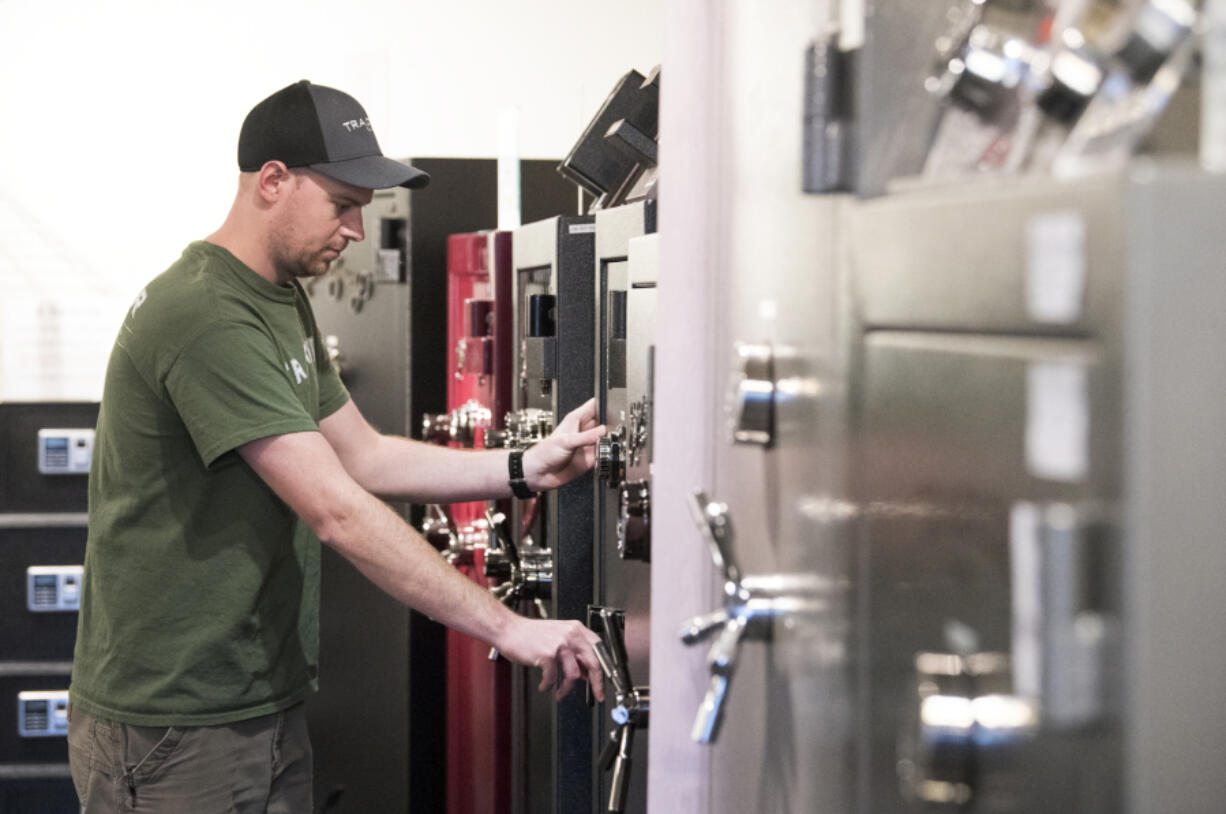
[846,166,1226,814]
[853,333,1119,814]
[848,173,1125,336]
[592,200,655,814]
[703,1,854,803]
[625,233,658,488]
[1119,167,1226,814]
[703,190,852,814]
[855,332,1117,500]
[655,1,858,813]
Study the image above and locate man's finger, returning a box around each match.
[555,648,582,700]
[578,646,605,703]
[537,656,557,694]
[566,425,606,450]
[561,397,598,431]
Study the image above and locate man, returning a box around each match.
[68,79,605,813]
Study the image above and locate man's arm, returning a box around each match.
[237,430,604,701]
[319,398,605,503]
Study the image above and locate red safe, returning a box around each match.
[425,230,515,814]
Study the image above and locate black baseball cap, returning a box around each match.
[238,80,429,190]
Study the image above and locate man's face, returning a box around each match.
[269,169,373,283]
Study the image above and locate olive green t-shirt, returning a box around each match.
[70,241,350,726]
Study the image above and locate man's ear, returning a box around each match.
[255,161,293,203]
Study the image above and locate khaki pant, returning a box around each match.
[67,703,312,813]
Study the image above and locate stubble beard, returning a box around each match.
[278,251,330,282]
[269,230,332,283]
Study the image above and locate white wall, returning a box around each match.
[0,0,661,397]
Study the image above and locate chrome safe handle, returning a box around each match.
[422,503,458,562]
[687,490,741,586]
[485,507,551,660]
[680,489,828,744]
[691,674,731,745]
[599,724,635,814]
[590,605,649,813]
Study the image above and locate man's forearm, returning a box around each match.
[345,434,515,504]
[320,397,601,504]
[322,482,516,643]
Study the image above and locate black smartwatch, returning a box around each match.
[508,449,536,499]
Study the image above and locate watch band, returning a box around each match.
[508,449,536,499]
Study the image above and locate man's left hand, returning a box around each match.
[522,398,605,492]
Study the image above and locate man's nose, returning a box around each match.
[340,208,365,242]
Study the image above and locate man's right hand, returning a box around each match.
[494,616,605,702]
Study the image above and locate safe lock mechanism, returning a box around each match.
[422,504,494,568]
[18,691,70,738]
[617,480,651,562]
[499,409,555,451]
[680,490,827,743]
[456,298,495,380]
[942,25,1029,116]
[38,429,94,475]
[625,398,649,469]
[421,400,492,448]
[729,344,776,448]
[925,0,992,107]
[27,565,84,612]
[324,335,345,376]
[1114,0,1197,85]
[597,428,625,488]
[898,651,1037,806]
[483,507,552,660]
[1035,37,1104,126]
